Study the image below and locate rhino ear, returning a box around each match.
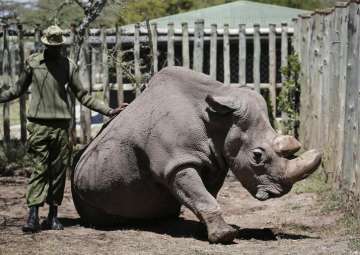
[206,95,238,115]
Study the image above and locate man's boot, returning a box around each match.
[42,205,63,230]
[22,206,40,233]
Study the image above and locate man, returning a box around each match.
[0,25,126,233]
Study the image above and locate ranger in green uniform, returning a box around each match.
[0,25,125,233]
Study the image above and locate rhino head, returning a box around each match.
[206,89,321,201]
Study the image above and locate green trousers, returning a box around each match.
[26,119,71,207]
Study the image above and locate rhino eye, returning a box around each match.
[252,148,265,165]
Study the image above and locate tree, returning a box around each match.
[12,0,328,28]
[17,0,83,29]
[250,0,323,10]
[0,0,35,23]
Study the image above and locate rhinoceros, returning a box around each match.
[72,67,321,243]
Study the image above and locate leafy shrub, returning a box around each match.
[0,140,33,177]
[278,53,301,137]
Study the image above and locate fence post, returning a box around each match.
[17,22,27,144]
[34,24,42,52]
[269,24,277,119]
[193,19,204,73]
[298,16,308,146]
[298,16,310,145]
[116,25,124,108]
[253,24,261,93]
[308,12,322,150]
[317,11,326,149]
[326,8,340,182]
[321,11,332,150]
[167,23,175,67]
[68,24,78,142]
[292,18,300,56]
[281,23,288,84]
[306,16,317,149]
[223,24,230,85]
[1,22,10,146]
[328,4,344,186]
[134,23,141,96]
[182,23,190,69]
[353,2,360,197]
[239,24,246,86]
[91,32,98,86]
[101,25,109,112]
[280,23,289,127]
[151,23,158,73]
[210,24,217,80]
[79,29,92,143]
[342,2,358,188]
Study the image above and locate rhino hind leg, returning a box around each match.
[71,172,183,226]
[73,190,183,228]
[71,186,120,227]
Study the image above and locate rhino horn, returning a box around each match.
[273,135,302,157]
[285,149,322,183]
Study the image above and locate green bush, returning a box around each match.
[278,53,301,137]
[0,140,33,177]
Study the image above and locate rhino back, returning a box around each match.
[76,67,224,176]
[73,67,227,217]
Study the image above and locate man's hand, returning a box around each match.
[108,103,129,117]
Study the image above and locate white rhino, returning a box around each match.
[72,67,321,243]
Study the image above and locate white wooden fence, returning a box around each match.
[0,20,294,144]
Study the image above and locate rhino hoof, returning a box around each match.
[208,225,237,244]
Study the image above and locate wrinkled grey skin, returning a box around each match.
[72,67,321,244]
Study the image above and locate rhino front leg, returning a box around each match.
[170,167,237,243]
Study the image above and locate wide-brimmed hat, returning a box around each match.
[41,25,66,46]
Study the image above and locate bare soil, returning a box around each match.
[0,176,356,255]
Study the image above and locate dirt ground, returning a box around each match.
[0,176,357,255]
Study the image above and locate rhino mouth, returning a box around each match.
[254,176,292,201]
[255,190,270,201]
[255,189,286,201]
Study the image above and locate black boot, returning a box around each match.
[22,206,40,233]
[42,205,63,230]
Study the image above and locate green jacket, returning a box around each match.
[0,52,112,119]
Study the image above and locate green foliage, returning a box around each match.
[118,0,168,24]
[292,170,330,194]
[19,0,84,29]
[250,0,324,10]
[0,140,33,176]
[118,0,225,24]
[264,91,276,129]
[278,53,301,136]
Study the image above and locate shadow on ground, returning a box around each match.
[58,217,317,242]
[232,226,318,241]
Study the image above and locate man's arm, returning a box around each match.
[69,66,113,116]
[0,64,32,103]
